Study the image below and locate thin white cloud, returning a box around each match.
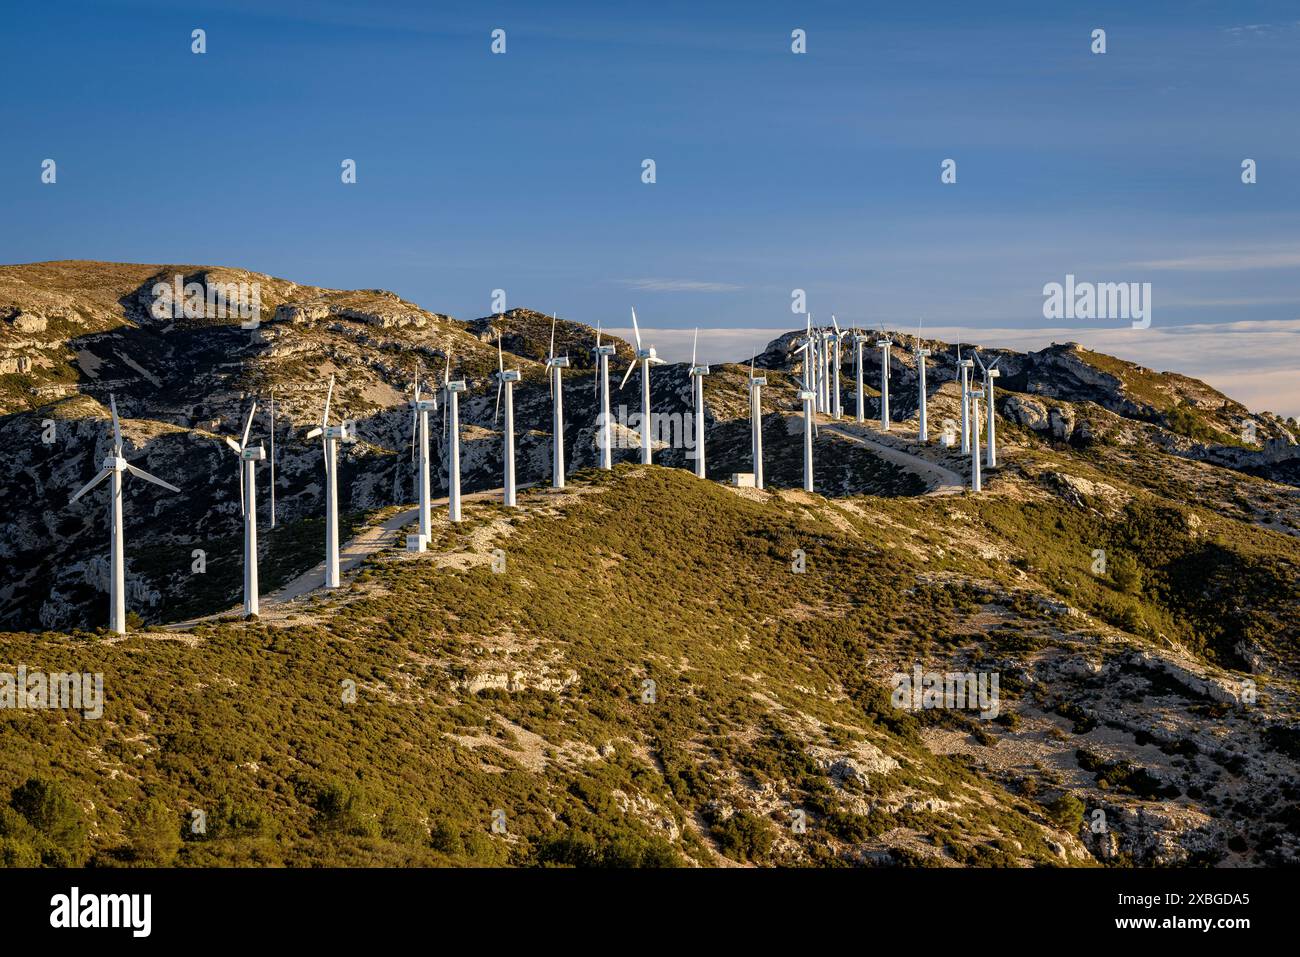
[613,319,1300,419]
[615,278,743,293]
[1131,250,1300,271]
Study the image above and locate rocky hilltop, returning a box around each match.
[0,261,1297,869]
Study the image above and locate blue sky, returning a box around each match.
[3,1,1299,412]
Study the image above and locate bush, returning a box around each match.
[125,798,182,865]
[1046,792,1085,832]
[711,811,775,863]
[9,778,88,864]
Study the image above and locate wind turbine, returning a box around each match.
[800,314,818,414]
[957,341,974,454]
[304,375,355,587]
[975,352,1001,468]
[748,354,766,489]
[591,322,616,470]
[821,324,836,416]
[831,316,848,420]
[914,320,931,444]
[687,328,710,479]
[68,394,181,634]
[965,376,983,492]
[545,314,570,488]
[619,307,664,465]
[877,324,893,431]
[495,332,521,506]
[268,390,277,528]
[441,355,467,522]
[791,337,818,492]
[223,401,266,616]
[407,372,436,550]
[852,327,868,423]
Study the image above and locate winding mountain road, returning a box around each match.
[821,421,966,496]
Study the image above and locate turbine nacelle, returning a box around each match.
[496,369,521,383]
[876,339,892,348]
[915,347,932,357]
[689,364,710,377]
[323,423,355,442]
[591,344,617,357]
[241,445,267,462]
[445,380,468,393]
[545,357,571,370]
[635,347,657,361]
[411,398,438,412]
[797,389,816,402]
[102,455,127,472]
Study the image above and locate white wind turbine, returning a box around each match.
[748,354,766,489]
[688,327,710,479]
[495,332,521,506]
[821,324,836,415]
[223,401,266,616]
[956,341,975,454]
[545,314,570,488]
[831,316,848,420]
[591,322,616,470]
[877,324,893,431]
[441,354,467,522]
[619,307,664,465]
[975,352,1002,468]
[406,373,436,551]
[801,314,818,414]
[68,394,181,634]
[914,319,931,444]
[791,335,819,492]
[304,375,356,588]
[852,327,869,423]
[965,373,983,492]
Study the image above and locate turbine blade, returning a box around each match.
[224,436,242,454]
[322,375,335,427]
[619,359,636,390]
[691,327,698,368]
[109,394,122,450]
[596,320,602,347]
[69,468,112,504]
[305,426,323,439]
[549,314,556,361]
[238,458,245,516]
[495,381,503,425]
[125,463,181,494]
[240,402,257,449]
[498,332,504,373]
[410,408,418,461]
[631,307,642,350]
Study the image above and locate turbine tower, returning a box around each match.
[304,375,356,588]
[957,342,974,454]
[223,401,266,616]
[407,375,436,550]
[748,355,766,489]
[976,352,1001,468]
[545,314,570,488]
[68,394,181,634]
[619,307,664,465]
[591,323,616,470]
[688,328,710,479]
[495,332,521,506]
[966,379,983,492]
[877,326,893,431]
[852,328,868,423]
[821,325,836,416]
[791,337,819,492]
[831,316,848,420]
[440,355,467,522]
[914,320,931,444]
